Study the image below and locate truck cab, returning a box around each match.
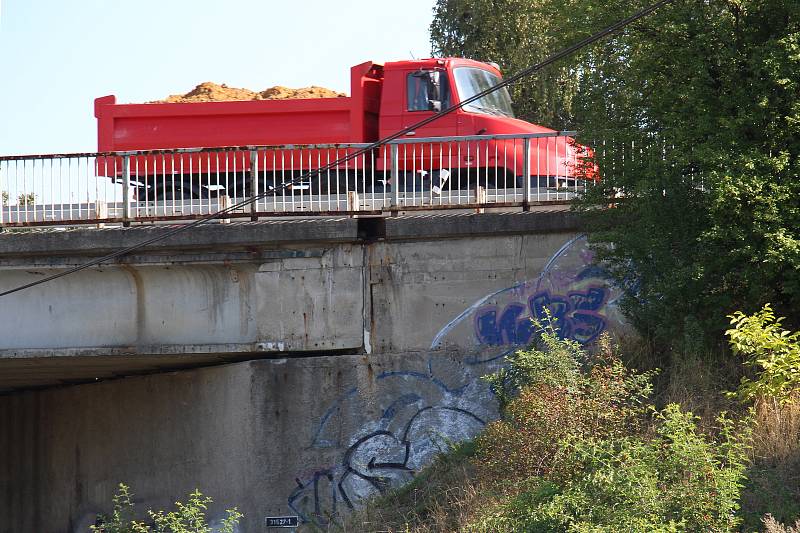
[378,58,555,139]
[377,58,577,191]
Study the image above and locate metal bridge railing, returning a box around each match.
[0,132,589,228]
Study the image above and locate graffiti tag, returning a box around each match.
[475,286,609,346]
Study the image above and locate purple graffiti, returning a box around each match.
[475,286,608,346]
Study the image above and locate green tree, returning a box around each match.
[430,0,580,128]
[431,0,800,346]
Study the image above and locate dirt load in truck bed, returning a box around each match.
[150,82,346,103]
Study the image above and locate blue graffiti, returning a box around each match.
[475,286,609,346]
[286,235,623,526]
[474,302,533,346]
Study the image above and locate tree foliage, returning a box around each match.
[430,0,581,128]
[431,0,800,346]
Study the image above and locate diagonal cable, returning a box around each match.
[0,0,673,298]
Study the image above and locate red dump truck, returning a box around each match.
[95,58,588,200]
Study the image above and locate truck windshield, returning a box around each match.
[453,67,515,118]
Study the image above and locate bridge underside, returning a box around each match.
[0,353,245,391]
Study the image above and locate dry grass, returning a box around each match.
[752,398,800,463]
[763,514,800,533]
[331,443,491,533]
[292,442,490,533]
[741,398,800,529]
[614,335,741,430]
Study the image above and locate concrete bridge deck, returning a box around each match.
[0,208,579,393]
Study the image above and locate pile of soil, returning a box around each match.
[261,85,345,100]
[151,82,346,103]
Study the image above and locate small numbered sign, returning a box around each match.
[265,515,299,528]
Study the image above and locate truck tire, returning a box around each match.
[135,178,200,202]
[515,175,561,189]
[155,181,199,200]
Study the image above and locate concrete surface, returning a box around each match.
[0,351,500,532]
[0,210,630,532]
[0,211,581,392]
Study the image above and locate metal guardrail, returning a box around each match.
[0,132,588,227]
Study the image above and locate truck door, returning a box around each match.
[397,69,459,192]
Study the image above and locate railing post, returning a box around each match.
[219,194,231,224]
[249,150,259,222]
[95,200,108,229]
[523,136,531,211]
[122,155,131,227]
[347,190,360,214]
[475,185,486,214]
[0,160,5,228]
[390,143,399,210]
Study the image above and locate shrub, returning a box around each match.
[472,330,751,532]
[474,406,750,533]
[484,319,585,410]
[727,304,800,405]
[478,330,653,482]
[91,483,242,533]
[726,305,800,529]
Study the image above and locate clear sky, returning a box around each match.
[0,0,435,156]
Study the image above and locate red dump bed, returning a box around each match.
[95,62,384,152]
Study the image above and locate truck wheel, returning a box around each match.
[156,181,200,200]
[515,175,548,189]
[136,187,150,202]
[395,171,432,192]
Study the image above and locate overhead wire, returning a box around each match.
[0,0,673,298]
